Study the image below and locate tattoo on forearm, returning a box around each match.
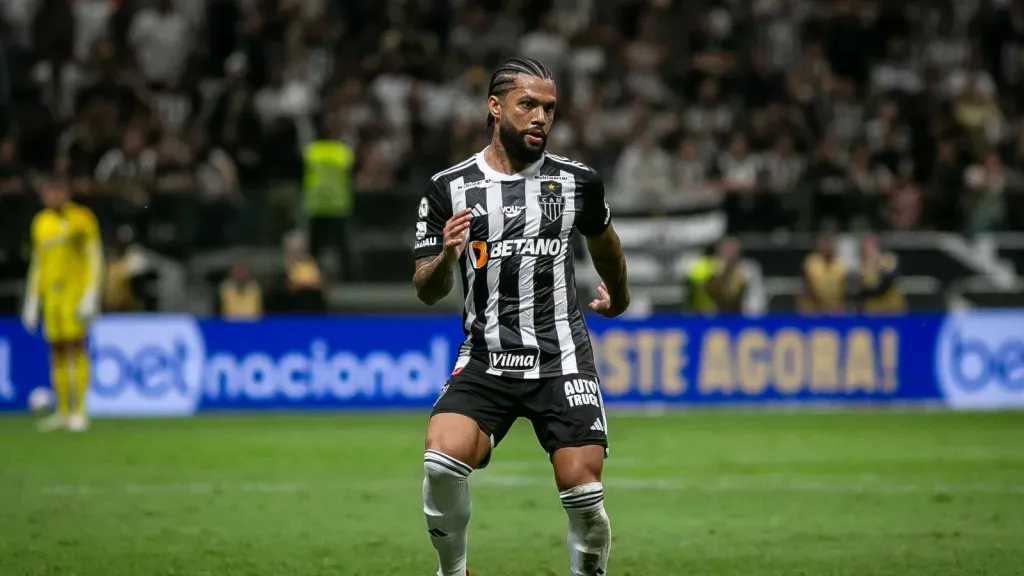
[413,255,454,305]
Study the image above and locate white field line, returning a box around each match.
[723,451,1024,465]
[489,450,1024,470]
[42,481,307,496]
[38,474,1024,497]
[474,474,1024,495]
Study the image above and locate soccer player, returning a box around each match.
[21,179,103,432]
[413,58,630,576]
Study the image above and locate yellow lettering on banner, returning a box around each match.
[737,329,769,395]
[699,329,733,394]
[636,330,658,395]
[772,329,805,395]
[880,328,899,393]
[844,329,877,393]
[599,330,631,396]
[809,330,840,393]
[660,330,687,395]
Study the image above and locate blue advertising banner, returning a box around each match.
[0,311,1021,415]
[589,315,942,404]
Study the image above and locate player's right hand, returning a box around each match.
[442,208,473,262]
[21,300,38,334]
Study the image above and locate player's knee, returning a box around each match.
[64,340,85,353]
[552,445,604,491]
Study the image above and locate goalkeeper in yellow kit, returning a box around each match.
[21,179,104,432]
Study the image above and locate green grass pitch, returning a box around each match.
[1,411,1023,575]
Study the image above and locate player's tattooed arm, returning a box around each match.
[413,208,473,305]
[414,256,455,305]
[586,225,630,317]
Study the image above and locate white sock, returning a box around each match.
[423,449,472,576]
[559,482,611,576]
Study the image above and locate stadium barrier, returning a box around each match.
[0,312,1021,415]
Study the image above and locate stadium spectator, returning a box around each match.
[847,144,891,230]
[207,52,262,185]
[128,0,193,86]
[852,232,905,314]
[799,234,847,315]
[218,263,262,320]
[518,10,568,82]
[0,135,27,262]
[761,133,805,226]
[827,78,865,152]
[92,126,156,225]
[806,135,850,232]
[716,133,765,232]
[964,152,1007,235]
[194,132,242,248]
[705,237,747,314]
[0,135,23,196]
[102,227,146,313]
[0,27,15,120]
[277,231,325,314]
[611,130,673,210]
[684,237,746,314]
[684,77,734,162]
[70,0,116,66]
[94,127,155,188]
[303,113,355,280]
[888,178,921,231]
[254,60,316,147]
[674,137,716,201]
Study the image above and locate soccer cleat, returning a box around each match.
[67,413,89,433]
[36,413,67,432]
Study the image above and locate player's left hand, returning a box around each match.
[588,282,622,318]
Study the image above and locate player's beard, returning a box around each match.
[498,117,546,164]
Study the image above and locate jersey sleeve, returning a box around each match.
[575,172,612,237]
[25,214,45,299]
[29,213,44,249]
[78,207,104,295]
[413,180,453,259]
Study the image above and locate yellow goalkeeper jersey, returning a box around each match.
[29,202,102,299]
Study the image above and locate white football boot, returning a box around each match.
[67,412,90,432]
[37,413,68,432]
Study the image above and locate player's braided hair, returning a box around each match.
[486,58,552,129]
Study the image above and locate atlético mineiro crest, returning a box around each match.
[539,181,564,221]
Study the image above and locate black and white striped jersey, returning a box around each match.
[414,150,612,379]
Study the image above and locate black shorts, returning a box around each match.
[430,367,609,468]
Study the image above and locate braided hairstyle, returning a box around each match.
[486,58,553,130]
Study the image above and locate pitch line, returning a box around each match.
[37,475,1024,497]
[474,474,1024,495]
[42,481,307,496]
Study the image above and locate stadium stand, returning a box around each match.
[2,0,1024,314]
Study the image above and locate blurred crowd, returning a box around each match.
[2,0,1024,273]
[684,233,906,316]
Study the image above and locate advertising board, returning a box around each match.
[0,312,1019,414]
